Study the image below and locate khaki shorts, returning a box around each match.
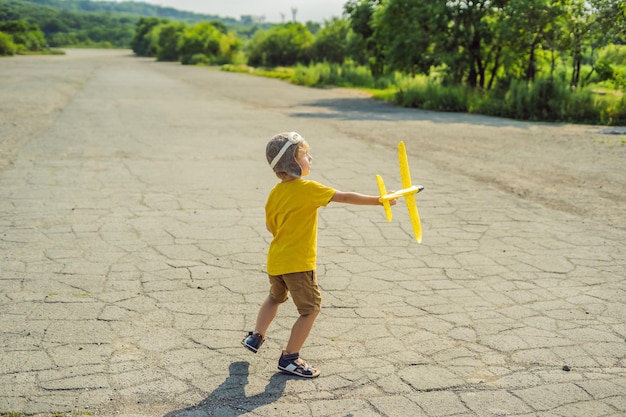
[269,270,321,315]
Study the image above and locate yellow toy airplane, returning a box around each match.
[376,141,424,243]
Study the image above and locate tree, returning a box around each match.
[178,21,241,65]
[0,31,17,55]
[443,0,502,88]
[216,31,242,64]
[572,0,626,87]
[0,20,46,51]
[344,0,384,73]
[156,21,185,61]
[246,23,313,67]
[40,18,69,36]
[515,0,561,82]
[373,0,447,76]
[131,17,168,56]
[311,17,350,63]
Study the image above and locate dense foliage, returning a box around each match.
[1,0,136,48]
[131,17,242,65]
[2,0,625,125]
[350,0,625,90]
[3,0,233,24]
[0,18,45,53]
[247,22,314,67]
[0,0,243,49]
[235,0,625,124]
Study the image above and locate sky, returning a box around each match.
[130,0,349,23]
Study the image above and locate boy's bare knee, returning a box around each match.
[300,309,320,318]
[268,295,286,305]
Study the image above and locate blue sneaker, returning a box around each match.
[241,332,264,353]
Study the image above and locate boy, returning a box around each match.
[242,131,396,378]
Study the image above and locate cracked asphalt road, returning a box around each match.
[1,49,625,416]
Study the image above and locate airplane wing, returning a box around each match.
[406,194,422,243]
[398,141,412,190]
[399,141,422,242]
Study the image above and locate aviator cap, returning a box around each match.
[266,131,304,178]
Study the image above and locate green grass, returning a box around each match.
[221,60,626,126]
[366,86,398,101]
[17,48,66,55]
[1,48,66,57]
[221,64,294,80]
[593,136,626,146]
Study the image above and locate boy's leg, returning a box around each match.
[276,271,322,377]
[255,295,280,336]
[282,270,321,355]
[244,274,287,344]
[278,310,321,378]
[284,310,319,354]
[242,295,280,353]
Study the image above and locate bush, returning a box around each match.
[340,61,375,87]
[395,76,429,108]
[131,17,168,57]
[392,75,620,124]
[497,77,572,121]
[0,32,17,55]
[471,76,618,124]
[187,53,210,65]
[595,60,614,82]
[424,84,469,112]
[246,23,313,67]
[216,31,241,65]
[179,22,240,65]
[311,18,349,64]
[564,89,600,123]
[49,31,82,47]
[599,44,626,66]
[394,76,469,112]
[156,22,184,61]
[613,67,626,89]
[291,61,381,88]
[601,95,626,126]
[502,79,531,119]
[0,20,46,52]
[292,63,322,86]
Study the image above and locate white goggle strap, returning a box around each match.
[270,132,302,169]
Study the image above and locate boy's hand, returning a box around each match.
[386,191,398,206]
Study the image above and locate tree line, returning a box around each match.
[131,1,626,88]
[2,0,625,124]
[129,0,625,124]
[5,0,624,90]
[0,0,248,52]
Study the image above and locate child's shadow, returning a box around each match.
[164,361,288,416]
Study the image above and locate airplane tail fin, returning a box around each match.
[376,174,393,222]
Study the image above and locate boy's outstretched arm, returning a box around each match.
[331,191,397,206]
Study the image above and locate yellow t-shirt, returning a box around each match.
[265,179,336,276]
